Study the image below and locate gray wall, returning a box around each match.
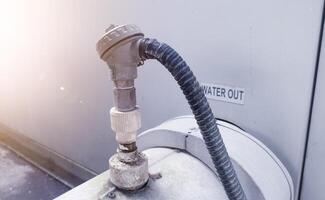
[0,1,323,199]
[300,21,325,200]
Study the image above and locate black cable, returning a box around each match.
[139,38,247,200]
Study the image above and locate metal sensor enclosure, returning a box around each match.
[96,24,148,191]
[96,24,144,111]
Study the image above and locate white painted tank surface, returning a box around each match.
[56,148,260,200]
[55,117,293,200]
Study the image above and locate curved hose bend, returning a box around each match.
[139,38,246,200]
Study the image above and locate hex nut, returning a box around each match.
[113,88,137,112]
[109,152,149,191]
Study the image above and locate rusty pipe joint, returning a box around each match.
[96,24,148,191]
[109,106,148,190]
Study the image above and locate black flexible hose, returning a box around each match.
[139,38,247,200]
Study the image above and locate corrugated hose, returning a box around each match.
[139,38,247,200]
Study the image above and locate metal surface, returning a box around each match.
[55,117,292,199]
[55,148,262,200]
[108,96,148,190]
[96,24,143,60]
[97,24,149,190]
[97,24,143,111]
[0,1,323,199]
[137,116,294,200]
[110,107,141,145]
[109,152,148,191]
[300,20,325,200]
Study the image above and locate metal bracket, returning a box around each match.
[137,116,294,200]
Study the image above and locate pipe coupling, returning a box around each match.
[109,152,148,191]
[110,107,141,144]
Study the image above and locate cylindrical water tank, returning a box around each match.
[55,116,293,200]
[99,147,263,200]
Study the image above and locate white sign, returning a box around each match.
[201,83,245,105]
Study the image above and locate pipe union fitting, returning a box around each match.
[110,107,141,144]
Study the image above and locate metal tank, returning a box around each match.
[56,117,293,200]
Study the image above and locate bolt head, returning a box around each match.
[107,192,116,199]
